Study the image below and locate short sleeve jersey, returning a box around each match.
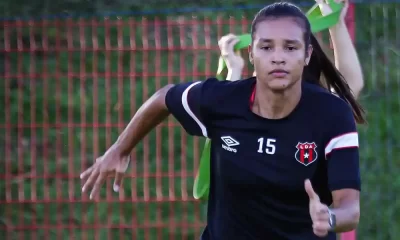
[165,77,361,240]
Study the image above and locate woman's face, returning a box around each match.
[249,17,312,91]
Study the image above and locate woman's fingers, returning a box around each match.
[82,167,99,193]
[90,171,108,200]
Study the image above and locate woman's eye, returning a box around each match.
[261,46,272,50]
[286,46,297,51]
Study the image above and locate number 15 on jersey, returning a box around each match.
[257,137,276,155]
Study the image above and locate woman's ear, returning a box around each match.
[248,45,254,65]
[305,44,313,66]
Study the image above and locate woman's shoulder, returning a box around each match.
[198,77,255,114]
[303,82,353,115]
[200,76,255,98]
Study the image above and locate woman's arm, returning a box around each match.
[116,85,173,156]
[81,85,173,198]
[81,78,221,199]
[328,0,364,98]
[330,189,360,232]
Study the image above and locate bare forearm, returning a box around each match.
[329,22,364,97]
[115,85,173,156]
[331,201,360,232]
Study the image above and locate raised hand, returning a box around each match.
[218,33,245,71]
[315,0,349,22]
[305,179,331,237]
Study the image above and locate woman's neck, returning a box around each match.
[252,80,302,119]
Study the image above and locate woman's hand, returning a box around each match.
[80,144,130,200]
[305,179,332,237]
[218,34,245,71]
[316,0,349,25]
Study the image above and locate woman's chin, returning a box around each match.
[267,79,293,92]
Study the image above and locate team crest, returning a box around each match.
[295,142,318,166]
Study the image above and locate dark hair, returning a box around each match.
[251,2,366,124]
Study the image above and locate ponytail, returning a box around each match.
[303,34,367,124]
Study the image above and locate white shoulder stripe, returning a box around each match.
[181,82,208,137]
[325,132,358,158]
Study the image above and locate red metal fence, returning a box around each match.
[1,7,356,240]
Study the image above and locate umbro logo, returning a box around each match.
[221,136,240,153]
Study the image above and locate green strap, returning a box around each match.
[193,0,343,200]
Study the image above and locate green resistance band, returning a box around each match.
[193,0,343,200]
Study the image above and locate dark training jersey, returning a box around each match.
[165,77,361,240]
